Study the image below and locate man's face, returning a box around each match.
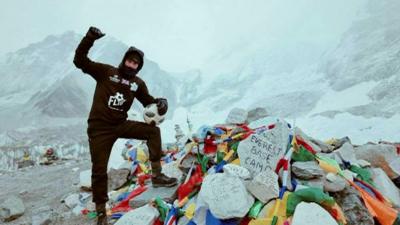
[124,59,139,70]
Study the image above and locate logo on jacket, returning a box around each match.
[108,92,126,111]
[109,75,121,83]
[130,82,138,91]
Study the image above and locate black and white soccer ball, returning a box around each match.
[143,103,165,125]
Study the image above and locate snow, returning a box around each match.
[310,81,378,114]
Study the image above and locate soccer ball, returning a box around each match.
[143,103,165,125]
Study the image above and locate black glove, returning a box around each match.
[155,98,168,115]
[86,26,105,40]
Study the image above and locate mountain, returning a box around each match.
[0,31,179,152]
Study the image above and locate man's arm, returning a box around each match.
[73,27,111,82]
[136,81,168,115]
[136,81,156,107]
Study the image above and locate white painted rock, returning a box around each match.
[115,204,159,225]
[0,195,25,222]
[371,168,400,207]
[291,202,338,225]
[238,121,289,176]
[223,164,251,180]
[79,170,91,189]
[225,108,248,124]
[246,170,279,203]
[198,173,254,219]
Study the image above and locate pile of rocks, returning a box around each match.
[16,107,399,225]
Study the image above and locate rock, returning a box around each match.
[225,107,248,124]
[331,137,351,150]
[223,164,251,180]
[336,142,358,165]
[17,160,35,169]
[63,193,80,209]
[354,143,397,169]
[129,185,178,208]
[79,169,91,190]
[180,153,197,167]
[310,138,334,153]
[115,204,159,225]
[295,127,322,153]
[162,162,183,181]
[19,190,28,195]
[198,173,254,219]
[246,107,269,124]
[32,206,58,225]
[371,168,400,207]
[292,161,324,180]
[246,170,279,203]
[0,195,25,222]
[108,168,130,191]
[291,202,337,225]
[341,170,356,181]
[333,186,374,225]
[238,120,289,176]
[324,175,347,193]
[357,159,371,168]
[296,178,325,190]
[71,167,79,172]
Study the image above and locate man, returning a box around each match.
[73,27,177,225]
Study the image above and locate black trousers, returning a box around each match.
[87,120,162,204]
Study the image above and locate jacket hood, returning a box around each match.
[118,46,145,77]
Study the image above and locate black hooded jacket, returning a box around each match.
[73,35,155,126]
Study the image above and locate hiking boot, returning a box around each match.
[152,173,178,188]
[95,203,108,225]
[151,161,178,188]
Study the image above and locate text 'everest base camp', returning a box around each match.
[2,107,400,225]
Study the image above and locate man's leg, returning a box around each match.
[116,120,177,187]
[88,132,117,224]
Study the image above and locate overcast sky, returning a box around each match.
[1,0,365,72]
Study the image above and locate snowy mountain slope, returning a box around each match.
[0,31,180,149]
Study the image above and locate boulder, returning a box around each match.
[223,164,251,180]
[198,173,254,219]
[0,195,25,222]
[108,168,130,191]
[324,174,347,193]
[162,162,183,181]
[225,108,248,124]
[63,193,80,209]
[292,161,324,180]
[238,121,289,176]
[310,138,334,153]
[332,186,374,225]
[115,204,159,225]
[371,168,400,207]
[336,142,358,165]
[246,107,269,124]
[291,202,337,225]
[129,184,178,208]
[246,170,279,203]
[354,143,397,169]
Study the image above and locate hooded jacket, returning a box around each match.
[73,35,155,126]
